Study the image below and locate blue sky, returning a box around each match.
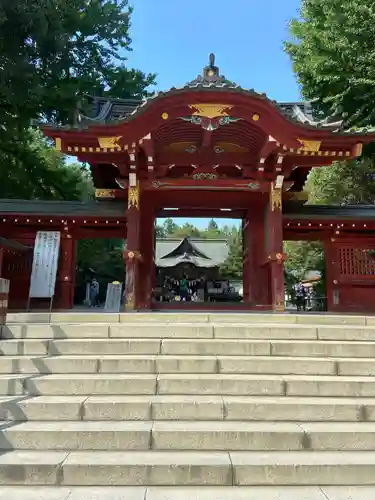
[125,0,302,229]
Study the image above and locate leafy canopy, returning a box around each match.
[0,128,93,200]
[306,159,375,205]
[0,0,156,131]
[0,0,155,202]
[285,0,375,128]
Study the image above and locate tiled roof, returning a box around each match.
[41,55,375,136]
[63,54,365,134]
[1,199,375,223]
[79,96,316,127]
[0,199,126,217]
[284,204,375,220]
[155,237,229,268]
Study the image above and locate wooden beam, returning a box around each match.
[157,152,250,165]
[158,209,245,218]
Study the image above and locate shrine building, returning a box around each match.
[2,55,375,313]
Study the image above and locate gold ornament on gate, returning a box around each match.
[128,182,139,209]
[270,185,282,211]
[189,104,233,119]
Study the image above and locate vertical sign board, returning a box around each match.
[104,282,123,312]
[29,231,61,299]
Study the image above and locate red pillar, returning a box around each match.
[324,237,340,312]
[124,179,142,310]
[267,182,285,312]
[55,232,77,309]
[138,204,155,309]
[0,248,4,277]
[243,203,271,308]
[242,217,251,303]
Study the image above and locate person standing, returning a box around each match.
[294,282,306,311]
[90,278,100,307]
[179,274,189,301]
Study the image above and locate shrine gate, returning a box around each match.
[1,55,375,313]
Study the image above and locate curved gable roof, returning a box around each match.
[155,237,229,268]
[159,237,210,260]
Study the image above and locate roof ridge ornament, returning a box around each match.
[187,53,231,86]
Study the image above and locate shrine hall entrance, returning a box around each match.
[152,215,245,310]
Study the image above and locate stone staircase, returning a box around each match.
[1,312,375,499]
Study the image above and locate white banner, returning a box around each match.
[29,231,61,298]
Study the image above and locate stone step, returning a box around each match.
[2,373,375,397]
[6,311,374,326]
[156,374,375,397]
[4,420,375,452]
[0,395,372,422]
[3,450,375,486]
[7,322,375,341]
[5,338,375,357]
[3,355,375,376]
[0,355,344,375]
[0,486,373,500]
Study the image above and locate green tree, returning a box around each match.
[219,227,243,279]
[0,0,155,203]
[203,219,222,239]
[285,0,375,128]
[0,128,92,200]
[162,219,179,236]
[284,241,324,281]
[0,0,156,132]
[155,225,166,238]
[172,223,202,239]
[284,0,375,206]
[306,159,375,204]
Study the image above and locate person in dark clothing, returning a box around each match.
[294,282,306,311]
[200,275,208,302]
[179,274,189,301]
[90,278,100,307]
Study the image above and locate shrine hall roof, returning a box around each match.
[155,237,229,268]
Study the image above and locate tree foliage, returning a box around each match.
[285,0,375,128]
[0,0,155,202]
[0,128,93,200]
[306,159,375,205]
[283,0,375,299]
[219,227,243,279]
[284,241,324,280]
[0,0,156,132]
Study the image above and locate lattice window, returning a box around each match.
[339,247,375,276]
